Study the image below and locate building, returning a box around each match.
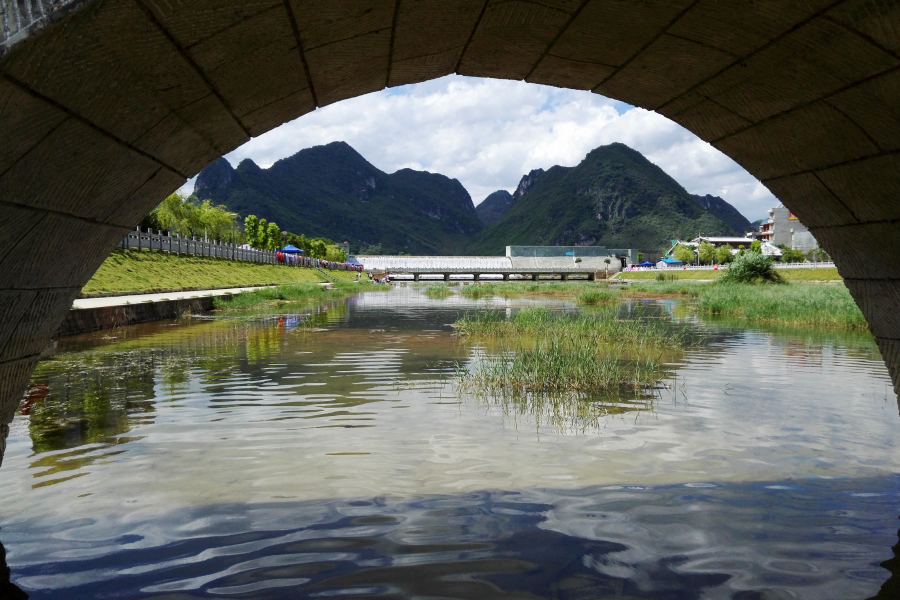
[691,236,782,258]
[758,205,818,252]
[656,258,683,269]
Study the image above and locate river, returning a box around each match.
[1,286,898,599]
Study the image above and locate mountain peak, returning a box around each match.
[465,142,740,254]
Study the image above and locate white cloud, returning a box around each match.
[221,75,776,221]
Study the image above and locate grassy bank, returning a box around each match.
[616,267,841,281]
[455,307,686,394]
[81,249,359,296]
[696,283,867,329]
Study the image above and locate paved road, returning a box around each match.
[72,287,272,310]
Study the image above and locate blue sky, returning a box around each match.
[210,75,776,221]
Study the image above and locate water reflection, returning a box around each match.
[6,478,899,599]
[0,534,28,600]
[2,287,899,598]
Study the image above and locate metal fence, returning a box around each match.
[120,228,363,272]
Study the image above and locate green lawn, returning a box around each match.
[616,267,841,281]
[81,249,360,296]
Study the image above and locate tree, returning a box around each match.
[698,242,716,265]
[266,222,282,250]
[244,215,260,247]
[749,240,762,254]
[257,218,268,249]
[672,245,695,265]
[637,251,644,263]
[714,245,733,264]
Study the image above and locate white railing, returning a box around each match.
[625,261,836,272]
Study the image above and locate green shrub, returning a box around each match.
[576,289,616,305]
[719,252,785,284]
[655,272,677,281]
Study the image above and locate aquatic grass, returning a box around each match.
[576,289,617,305]
[696,283,867,329]
[456,307,688,348]
[622,280,708,298]
[454,306,691,395]
[458,338,665,394]
[457,281,605,300]
[423,285,453,299]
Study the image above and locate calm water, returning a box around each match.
[2,287,900,599]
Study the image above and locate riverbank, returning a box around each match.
[615,267,842,281]
[81,249,359,297]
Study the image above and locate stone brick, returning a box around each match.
[390,48,462,87]
[663,94,752,142]
[290,0,395,51]
[763,173,858,229]
[670,0,833,57]
[0,289,77,362]
[140,0,280,49]
[826,69,900,152]
[0,203,43,259]
[813,222,900,279]
[597,34,736,110]
[828,0,900,55]
[241,89,316,138]
[188,5,310,120]
[694,17,898,123]
[0,119,163,221]
[305,30,391,106]
[101,168,185,227]
[0,79,67,175]
[528,55,614,90]
[814,155,900,223]
[458,0,574,80]
[874,338,900,396]
[844,279,900,339]
[715,102,880,180]
[389,0,483,86]
[0,214,126,289]
[551,0,692,68]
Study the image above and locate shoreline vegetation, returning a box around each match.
[81,249,359,297]
[423,271,866,331]
[455,307,687,395]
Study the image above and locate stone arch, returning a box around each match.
[2,0,900,463]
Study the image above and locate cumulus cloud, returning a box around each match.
[219,75,776,221]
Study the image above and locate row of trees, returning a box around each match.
[243,214,347,261]
[142,195,349,262]
[148,193,238,242]
[668,239,830,266]
[243,215,282,251]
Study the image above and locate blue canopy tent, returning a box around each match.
[281,245,304,254]
[638,261,655,267]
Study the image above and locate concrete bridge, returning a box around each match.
[3,0,900,463]
[354,255,621,281]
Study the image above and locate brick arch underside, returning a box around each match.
[2,0,900,463]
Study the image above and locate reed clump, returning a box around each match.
[423,286,453,299]
[456,307,686,394]
[696,283,867,329]
[576,289,617,305]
